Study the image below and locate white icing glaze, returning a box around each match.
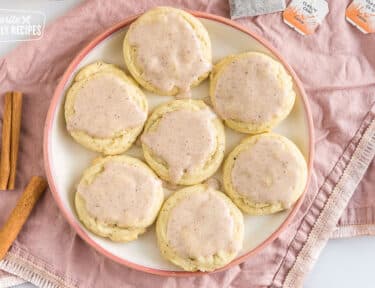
[166,189,239,258]
[214,54,290,124]
[78,160,162,227]
[67,74,146,138]
[141,108,216,183]
[231,136,305,207]
[127,11,211,96]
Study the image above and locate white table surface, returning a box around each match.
[1,1,374,287]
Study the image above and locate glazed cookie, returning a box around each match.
[156,184,244,271]
[210,52,295,134]
[223,133,307,215]
[141,100,225,185]
[65,61,147,155]
[75,155,164,242]
[123,7,212,97]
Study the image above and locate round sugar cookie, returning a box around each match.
[123,7,212,97]
[141,99,225,185]
[210,52,295,134]
[223,133,307,215]
[65,61,147,155]
[156,184,244,271]
[75,155,164,242]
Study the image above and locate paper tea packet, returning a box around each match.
[283,0,329,35]
[229,0,286,19]
[346,0,375,33]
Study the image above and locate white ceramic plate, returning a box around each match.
[44,12,314,276]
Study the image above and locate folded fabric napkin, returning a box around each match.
[0,0,374,287]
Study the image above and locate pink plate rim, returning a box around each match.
[43,10,315,277]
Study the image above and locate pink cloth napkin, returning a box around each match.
[0,0,374,287]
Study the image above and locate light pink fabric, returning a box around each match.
[0,0,374,287]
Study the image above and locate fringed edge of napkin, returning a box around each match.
[271,105,375,288]
[0,245,78,288]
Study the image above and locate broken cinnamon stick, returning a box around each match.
[8,91,23,190]
[0,176,47,260]
[0,92,12,190]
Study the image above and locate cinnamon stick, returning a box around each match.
[0,93,12,190]
[0,176,47,260]
[8,91,23,190]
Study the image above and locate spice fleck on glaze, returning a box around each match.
[67,74,146,138]
[231,136,305,207]
[78,161,162,227]
[214,56,290,123]
[127,12,211,97]
[141,109,216,183]
[166,189,239,258]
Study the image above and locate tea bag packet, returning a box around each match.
[283,0,329,35]
[229,0,286,19]
[346,0,375,34]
